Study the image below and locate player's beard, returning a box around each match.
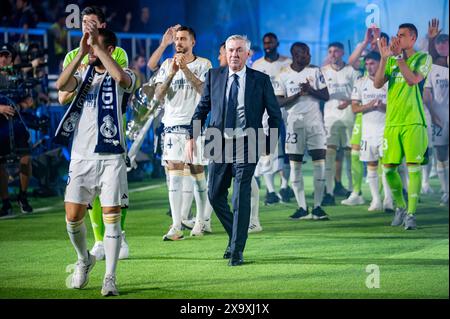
[89,57,103,67]
[298,57,310,67]
[265,48,278,60]
[176,47,188,54]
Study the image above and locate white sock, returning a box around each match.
[165,167,171,207]
[103,213,121,277]
[281,164,290,189]
[325,148,337,195]
[180,168,194,220]
[264,173,276,193]
[313,160,326,208]
[66,218,88,262]
[421,156,431,187]
[165,167,170,187]
[437,160,449,194]
[250,176,260,225]
[382,170,393,204]
[430,151,438,176]
[168,170,183,229]
[367,167,381,203]
[344,149,352,191]
[399,162,409,191]
[290,161,306,210]
[192,172,207,223]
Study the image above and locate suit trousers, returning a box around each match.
[207,136,257,254]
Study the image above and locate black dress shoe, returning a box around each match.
[228,252,244,266]
[223,246,232,259]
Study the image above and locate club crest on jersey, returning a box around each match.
[62,112,80,134]
[319,74,325,84]
[100,115,118,138]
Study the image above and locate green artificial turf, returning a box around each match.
[0,167,448,299]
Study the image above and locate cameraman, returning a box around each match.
[0,43,34,216]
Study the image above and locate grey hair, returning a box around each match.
[225,34,251,52]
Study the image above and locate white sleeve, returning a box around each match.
[72,71,83,92]
[199,60,212,82]
[122,68,137,93]
[351,79,362,101]
[315,68,327,90]
[273,74,286,97]
[155,59,170,84]
[424,70,432,89]
[351,68,361,85]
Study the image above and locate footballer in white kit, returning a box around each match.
[252,32,293,205]
[275,42,330,220]
[154,26,212,240]
[424,61,449,205]
[321,42,361,205]
[55,28,135,296]
[351,51,393,212]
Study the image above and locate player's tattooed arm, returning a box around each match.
[175,54,204,94]
[155,60,178,101]
[181,67,204,94]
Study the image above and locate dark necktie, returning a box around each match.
[225,73,239,129]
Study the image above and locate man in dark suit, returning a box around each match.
[186,35,282,266]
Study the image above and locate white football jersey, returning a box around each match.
[351,76,387,142]
[253,56,292,128]
[155,56,212,127]
[71,68,136,160]
[321,64,361,126]
[424,64,449,120]
[252,55,292,90]
[274,65,327,120]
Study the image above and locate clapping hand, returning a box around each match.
[370,27,381,50]
[377,36,392,59]
[299,81,311,96]
[169,57,180,75]
[174,53,187,70]
[428,18,441,39]
[389,37,402,56]
[364,26,375,46]
[85,20,99,47]
[79,32,90,56]
[161,24,181,47]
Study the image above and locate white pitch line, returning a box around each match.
[128,183,164,193]
[33,206,60,213]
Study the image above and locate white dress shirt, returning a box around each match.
[224,66,247,138]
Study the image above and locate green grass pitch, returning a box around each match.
[0,166,448,299]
